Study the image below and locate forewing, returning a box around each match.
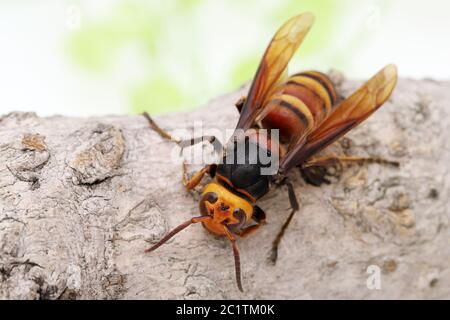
[235,12,315,131]
[279,64,398,173]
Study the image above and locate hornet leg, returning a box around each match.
[235,96,262,130]
[300,155,399,187]
[270,180,299,265]
[143,112,178,142]
[143,112,221,189]
[178,136,223,156]
[303,155,399,168]
[299,165,331,187]
[183,163,216,191]
[143,112,222,152]
[236,205,267,238]
[235,96,246,113]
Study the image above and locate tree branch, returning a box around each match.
[1,76,449,299]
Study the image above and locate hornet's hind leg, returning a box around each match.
[304,155,399,168]
[299,165,331,187]
[235,96,246,113]
[300,155,400,187]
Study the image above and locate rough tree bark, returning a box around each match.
[0,75,449,299]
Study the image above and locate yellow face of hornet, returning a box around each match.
[199,183,254,236]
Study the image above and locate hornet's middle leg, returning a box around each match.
[143,112,223,153]
[143,112,222,189]
[270,180,300,265]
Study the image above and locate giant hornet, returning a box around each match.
[143,12,398,292]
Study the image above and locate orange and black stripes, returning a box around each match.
[296,71,338,106]
[261,71,338,144]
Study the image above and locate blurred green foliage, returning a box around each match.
[271,0,339,56]
[67,2,162,71]
[66,0,389,115]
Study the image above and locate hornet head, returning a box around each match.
[145,182,254,292]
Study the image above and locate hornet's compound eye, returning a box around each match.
[199,192,218,216]
[203,192,218,204]
[229,208,246,231]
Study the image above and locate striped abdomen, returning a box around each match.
[261,71,338,144]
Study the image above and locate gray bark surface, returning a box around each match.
[0,76,449,299]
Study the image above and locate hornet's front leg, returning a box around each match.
[235,205,267,238]
[182,163,216,191]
